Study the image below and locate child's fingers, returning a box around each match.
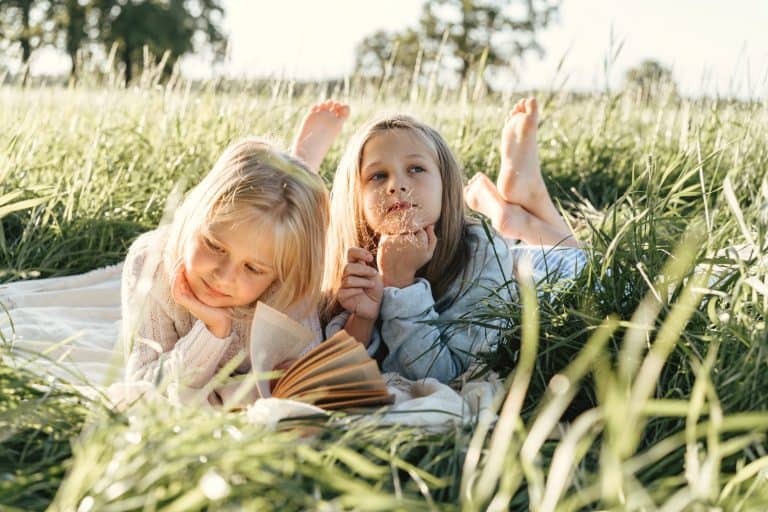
[171,267,189,302]
[172,282,195,310]
[338,288,364,304]
[342,275,378,289]
[413,229,427,245]
[171,265,205,313]
[343,262,378,278]
[338,288,362,300]
[409,225,436,250]
[347,247,373,264]
[379,233,405,249]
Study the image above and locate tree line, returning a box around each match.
[1,0,563,88]
[0,0,676,99]
[0,0,225,83]
[354,0,559,89]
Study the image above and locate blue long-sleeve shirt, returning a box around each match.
[327,226,588,383]
[327,224,514,382]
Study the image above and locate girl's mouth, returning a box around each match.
[387,201,413,214]
[202,277,229,298]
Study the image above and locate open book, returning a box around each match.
[248,302,394,410]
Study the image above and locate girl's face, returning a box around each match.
[183,216,278,308]
[359,129,443,235]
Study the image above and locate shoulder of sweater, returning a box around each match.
[463,223,511,268]
[432,223,510,307]
[125,227,169,273]
[123,226,175,307]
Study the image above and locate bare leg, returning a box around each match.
[465,172,579,247]
[291,100,350,174]
[497,97,570,234]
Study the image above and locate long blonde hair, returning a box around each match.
[165,137,329,314]
[322,115,476,320]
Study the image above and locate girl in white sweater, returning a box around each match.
[123,102,348,393]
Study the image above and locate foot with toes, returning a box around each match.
[292,100,350,174]
[464,97,579,247]
[497,97,548,207]
[464,172,530,240]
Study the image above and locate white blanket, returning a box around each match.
[0,265,502,428]
[0,264,125,385]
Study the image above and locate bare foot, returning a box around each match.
[291,100,350,174]
[464,172,528,240]
[464,172,498,219]
[497,97,546,206]
[465,172,579,246]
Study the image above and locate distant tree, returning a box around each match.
[94,0,226,84]
[49,0,89,79]
[0,0,226,84]
[354,28,421,81]
[0,0,54,83]
[354,0,560,87]
[421,0,559,82]
[624,59,678,102]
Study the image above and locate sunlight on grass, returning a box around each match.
[1,65,767,510]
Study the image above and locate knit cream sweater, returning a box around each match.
[122,227,322,390]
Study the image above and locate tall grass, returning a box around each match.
[1,67,767,510]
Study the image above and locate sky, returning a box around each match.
[24,0,768,98]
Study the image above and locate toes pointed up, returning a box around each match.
[292,99,350,174]
[524,97,538,117]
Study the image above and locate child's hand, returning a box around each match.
[171,265,232,338]
[377,225,437,288]
[338,247,383,320]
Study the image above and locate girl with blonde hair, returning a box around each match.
[124,102,349,394]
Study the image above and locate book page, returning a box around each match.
[279,359,383,397]
[293,389,393,406]
[249,301,315,398]
[273,338,362,396]
[275,332,356,388]
[291,380,392,401]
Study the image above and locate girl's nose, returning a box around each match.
[388,182,407,194]
[214,261,236,283]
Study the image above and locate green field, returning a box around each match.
[1,78,767,511]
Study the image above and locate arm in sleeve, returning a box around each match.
[507,243,587,297]
[325,310,382,358]
[379,234,513,382]
[121,240,233,388]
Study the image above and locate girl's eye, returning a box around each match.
[409,166,426,174]
[245,264,264,275]
[204,237,225,253]
[369,172,386,182]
